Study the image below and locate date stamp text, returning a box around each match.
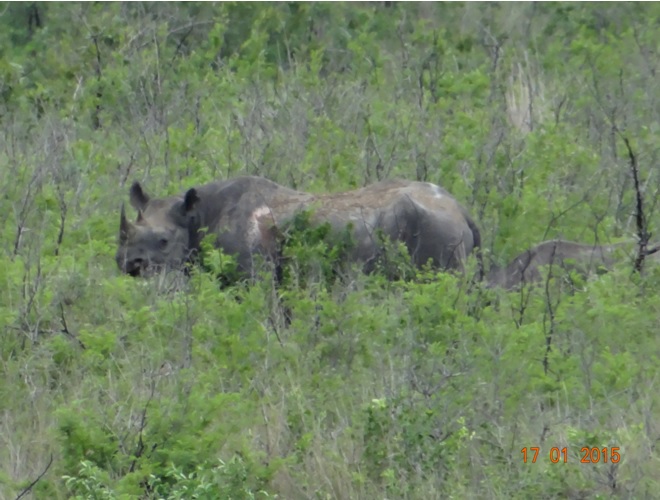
[521,447,621,464]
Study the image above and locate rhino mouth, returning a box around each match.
[128,267,142,277]
[123,258,175,278]
[120,257,157,278]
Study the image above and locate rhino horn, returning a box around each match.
[119,203,135,244]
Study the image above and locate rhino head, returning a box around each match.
[116,181,201,277]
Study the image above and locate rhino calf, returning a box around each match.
[116,176,482,280]
[487,239,660,290]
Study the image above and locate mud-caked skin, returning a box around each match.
[116,176,482,279]
[487,239,660,290]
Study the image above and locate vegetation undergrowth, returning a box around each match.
[1,3,659,498]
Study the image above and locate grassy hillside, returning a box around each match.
[1,3,659,498]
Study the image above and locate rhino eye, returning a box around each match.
[159,238,169,249]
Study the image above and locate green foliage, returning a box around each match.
[1,3,659,499]
[199,232,241,285]
[362,395,468,492]
[63,457,273,499]
[280,209,356,287]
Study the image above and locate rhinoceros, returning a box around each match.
[487,239,660,290]
[116,176,481,280]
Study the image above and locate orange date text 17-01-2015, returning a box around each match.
[521,447,621,464]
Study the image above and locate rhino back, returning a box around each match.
[490,240,636,290]
[304,180,477,270]
[194,177,311,274]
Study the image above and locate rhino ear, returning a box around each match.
[182,188,200,214]
[130,181,150,212]
[119,204,134,244]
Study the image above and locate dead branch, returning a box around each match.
[60,304,86,350]
[12,165,44,258]
[618,133,649,273]
[54,191,67,257]
[15,453,53,500]
[171,24,195,63]
[541,243,559,376]
[91,34,103,130]
[540,191,591,242]
[27,3,41,35]
[128,379,157,473]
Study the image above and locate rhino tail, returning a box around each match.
[466,215,484,282]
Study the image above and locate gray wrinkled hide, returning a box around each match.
[487,239,660,290]
[116,176,481,279]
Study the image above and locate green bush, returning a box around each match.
[1,3,659,498]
